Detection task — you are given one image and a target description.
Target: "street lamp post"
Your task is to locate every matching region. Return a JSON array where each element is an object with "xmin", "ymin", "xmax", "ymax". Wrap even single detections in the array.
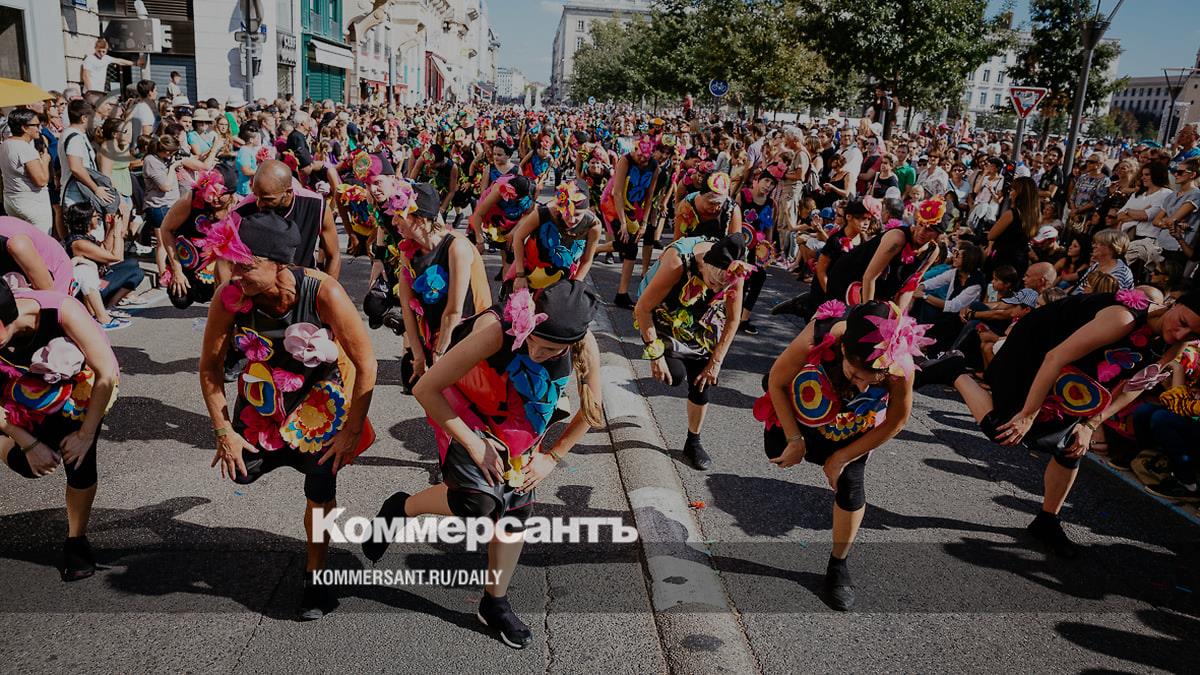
[
  {"xmin": 1062, "ymin": 0, "xmax": 1124, "ymax": 178},
  {"xmin": 1161, "ymin": 67, "xmax": 1198, "ymax": 145}
]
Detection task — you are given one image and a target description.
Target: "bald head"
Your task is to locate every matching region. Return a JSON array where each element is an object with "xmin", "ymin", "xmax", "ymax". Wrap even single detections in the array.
[
  {"xmin": 1024, "ymin": 262, "xmax": 1057, "ymax": 292},
  {"xmin": 254, "ymin": 160, "xmax": 293, "ymax": 193}
]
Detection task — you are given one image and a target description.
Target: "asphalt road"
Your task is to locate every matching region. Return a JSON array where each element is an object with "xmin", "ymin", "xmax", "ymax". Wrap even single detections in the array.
[{"xmin": 1, "ymin": 227, "xmax": 1198, "ymax": 674}]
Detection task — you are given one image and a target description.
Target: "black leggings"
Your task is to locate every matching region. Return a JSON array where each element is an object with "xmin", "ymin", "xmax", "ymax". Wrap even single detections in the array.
[
  {"xmin": 763, "ymin": 425, "xmax": 868, "ymax": 511},
  {"xmin": 663, "ymin": 354, "xmax": 711, "ymax": 406},
  {"xmin": 234, "ymin": 445, "xmax": 337, "ymax": 503},
  {"xmin": 4, "ymin": 417, "xmax": 99, "ymax": 489},
  {"xmin": 743, "ymin": 266, "xmax": 767, "ymax": 314}
]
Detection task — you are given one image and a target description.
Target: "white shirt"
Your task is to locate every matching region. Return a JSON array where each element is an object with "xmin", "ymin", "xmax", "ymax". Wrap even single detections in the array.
[
  {"xmin": 922, "ymin": 268, "xmax": 982, "ymax": 313},
  {"xmin": 130, "ymin": 100, "xmax": 157, "ymax": 139},
  {"xmin": 1120, "ymin": 187, "xmax": 1172, "ymax": 240},
  {"xmin": 81, "ymin": 53, "xmax": 114, "ymax": 92},
  {"xmin": 0, "ymin": 138, "xmax": 45, "ymax": 202},
  {"xmin": 839, "ymin": 145, "xmax": 863, "ymax": 195}
]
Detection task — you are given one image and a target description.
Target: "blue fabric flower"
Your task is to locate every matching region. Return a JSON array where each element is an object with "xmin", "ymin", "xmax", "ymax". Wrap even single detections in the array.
[
  {"xmin": 540, "ymin": 222, "xmax": 586, "ymax": 272},
  {"xmin": 412, "ymin": 264, "xmax": 448, "ymax": 305},
  {"xmin": 506, "ymin": 354, "xmax": 569, "ymax": 435}
]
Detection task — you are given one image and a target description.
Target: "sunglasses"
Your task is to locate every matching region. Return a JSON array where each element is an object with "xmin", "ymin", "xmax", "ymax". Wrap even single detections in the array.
[{"xmin": 1172, "ymin": 168, "xmax": 1194, "ymax": 175}]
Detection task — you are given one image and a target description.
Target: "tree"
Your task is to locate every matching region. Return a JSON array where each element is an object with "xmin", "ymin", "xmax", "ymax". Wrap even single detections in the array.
[
  {"xmin": 1005, "ymin": 0, "xmax": 1124, "ymax": 143},
  {"xmin": 569, "ymin": 19, "xmax": 645, "ymax": 104},
  {"xmin": 1087, "ymin": 113, "xmax": 1121, "ymax": 140},
  {"xmin": 976, "ymin": 108, "xmax": 1018, "ymax": 131},
  {"xmin": 794, "ymin": 0, "xmax": 1011, "ymax": 121}
]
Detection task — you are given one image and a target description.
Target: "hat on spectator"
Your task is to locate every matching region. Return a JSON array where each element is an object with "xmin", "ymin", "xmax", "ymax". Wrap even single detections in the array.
[
  {"xmin": 844, "ymin": 200, "xmax": 870, "ymax": 217},
  {"xmin": 1033, "ymin": 225, "xmax": 1058, "ymax": 244},
  {"xmin": 1002, "ymin": 288, "xmax": 1040, "ymax": 308},
  {"xmin": 192, "ymin": 109, "xmax": 213, "ymax": 123},
  {"xmin": 819, "ymin": 207, "xmax": 835, "ymax": 220},
  {"xmin": 225, "ymin": 96, "xmax": 247, "ymax": 109}
]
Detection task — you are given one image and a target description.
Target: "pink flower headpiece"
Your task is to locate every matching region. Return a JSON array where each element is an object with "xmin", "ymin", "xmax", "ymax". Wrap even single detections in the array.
[
  {"xmin": 862, "ymin": 303, "xmax": 935, "ymax": 379},
  {"xmin": 637, "ymin": 135, "xmax": 656, "ymax": 157},
  {"xmin": 765, "ymin": 162, "xmax": 787, "ymax": 182},
  {"xmin": 813, "ymin": 300, "xmax": 847, "ymax": 321},
  {"xmin": 191, "ymin": 170, "xmax": 229, "ymax": 209},
  {"xmin": 503, "ymin": 288, "xmax": 548, "ymax": 350},
  {"xmin": 384, "ymin": 180, "xmax": 418, "ymax": 219},
  {"xmin": 202, "ymin": 212, "xmax": 254, "ymax": 264}
]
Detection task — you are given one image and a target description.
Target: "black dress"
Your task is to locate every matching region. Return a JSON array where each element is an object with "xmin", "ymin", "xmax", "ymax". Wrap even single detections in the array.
[{"xmin": 986, "ymin": 207, "xmax": 1031, "ymax": 275}]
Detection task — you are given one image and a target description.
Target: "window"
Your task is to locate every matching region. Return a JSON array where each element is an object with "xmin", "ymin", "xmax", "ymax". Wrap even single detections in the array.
[
  {"xmin": 994, "ymin": 93, "xmax": 1001, "ymax": 107},
  {"xmin": 576, "ymin": 36, "xmax": 583, "ymax": 48},
  {"xmin": 979, "ymin": 92, "xmax": 987, "ymax": 105},
  {"xmin": 967, "ymin": 70, "xmax": 974, "ymax": 81},
  {"xmin": 577, "ymin": 19, "xmax": 584, "ymax": 31},
  {"xmin": 997, "ymin": 71, "xmax": 1005, "ymax": 84},
  {"xmin": 1002, "ymin": 53, "xmax": 1008, "ymax": 64},
  {"xmin": 0, "ymin": 7, "xmax": 28, "ymax": 82},
  {"xmin": 982, "ymin": 69, "xmax": 990, "ymax": 82}
]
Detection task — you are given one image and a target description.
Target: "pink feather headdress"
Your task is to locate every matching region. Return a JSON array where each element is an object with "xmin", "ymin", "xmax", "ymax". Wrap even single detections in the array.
[{"xmin": 861, "ymin": 303, "xmax": 935, "ymax": 379}]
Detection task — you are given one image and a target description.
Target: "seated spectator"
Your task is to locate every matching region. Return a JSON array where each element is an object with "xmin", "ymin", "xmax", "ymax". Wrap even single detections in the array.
[
  {"xmin": 63, "ymin": 202, "xmax": 145, "ymax": 313},
  {"xmin": 1030, "ymin": 225, "xmax": 1066, "ymax": 266},
  {"xmin": 1117, "ymin": 162, "xmax": 1172, "ymax": 242},
  {"xmin": 1070, "ymin": 228, "xmax": 1134, "ymax": 293},
  {"xmin": 1055, "ymin": 235, "xmax": 1092, "ymax": 288}
]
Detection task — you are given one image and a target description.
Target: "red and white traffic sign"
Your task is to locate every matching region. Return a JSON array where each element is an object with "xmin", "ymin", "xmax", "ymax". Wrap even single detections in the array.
[{"xmin": 1009, "ymin": 86, "xmax": 1049, "ymax": 120}]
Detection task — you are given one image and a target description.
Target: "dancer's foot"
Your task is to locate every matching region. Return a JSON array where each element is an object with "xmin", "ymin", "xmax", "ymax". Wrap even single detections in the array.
[
  {"xmin": 362, "ymin": 491, "xmax": 409, "ymax": 563},
  {"xmin": 738, "ymin": 321, "xmax": 759, "ymax": 335},
  {"xmin": 1027, "ymin": 511, "xmax": 1079, "ymax": 559},
  {"xmin": 683, "ymin": 432, "xmax": 712, "ymax": 471},
  {"xmin": 770, "ymin": 293, "xmax": 810, "ymax": 317},
  {"xmin": 477, "ymin": 593, "xmax": 533, "ymax": 649},
  {"xmin": 824, "ymin": 555, "xmax": 854, "ymax": 611},
  {"xmin": 298, "ymin": 579, "xmax": 338, "ymax": 621},
  {"xmin": 613, "ymin": 293, "xmax": 635, "ymax": 309},
  {"xmin": 913, "ymin": 351, "xmax": 967, "ymax": 389},
  {"xmin": 60, "ymin": 535, "xmax": 95, "ymax": 582}
]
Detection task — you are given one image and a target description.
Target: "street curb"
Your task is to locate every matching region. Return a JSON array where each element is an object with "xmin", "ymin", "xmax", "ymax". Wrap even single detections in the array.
[{"xmin": 591, "ymin": 299, "xmax": 760, "ymax": 675}]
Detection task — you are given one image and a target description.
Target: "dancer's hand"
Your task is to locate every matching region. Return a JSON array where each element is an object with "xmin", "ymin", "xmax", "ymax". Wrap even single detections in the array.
[
  {"xmin": 823, "ymin": 457, "xmax": 846, "ymax": 490},
  {"xmin": 694, "ymin": 361, "xmax": 720, "ymax": 392},
  {"xmin": 60, "ymin": 429, "xmax": 95, "ymax": 470},
  {"xmin": 411, "ymin": 357, "xmax": 427, "ymax": 383},
  {"xmin": 319, "ymin": 426, "xmax": 362, "ymax": 474},
  {"xmin": 770, "ymin": 438, "xmax": 807, "ymax": 468},
  {"xmin": 650, "ymin": 356, "xmax": 671, "ymax": 384},
  {"xmin": 997, "ymin": 412, "xmax": 1035, "ymax": 446},
  {"xmin": 211, "ymin": 431, "xmax": 258, "ymax": 480},
  {"xmin": 1064, "ymin": 423, "xmax": 1093, "ymax": 459},
  {"xmin": 519, "ymin": 452, "xmax": 557, "ymax": 493},
  {"xmin": 25, "ymin": 443, "xmax": 61, "ymax": 477},
  {"xmin": 513, "ymin": 275, "xmax": 528, "ymax": 291},
  {"xmin": 169, "ymin": 267, "xmax": 190, "ymax": 297},
  {"xmin": 468, "ymin": 435, "xmax": 506, "ymax": 486}
]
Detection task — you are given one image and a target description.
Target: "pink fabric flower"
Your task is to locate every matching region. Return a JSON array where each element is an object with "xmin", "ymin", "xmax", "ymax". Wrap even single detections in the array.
[
  {"xmin": 159, "ymin": 267, "xmax": 174, "ymax": 287},
  {"xmin": 239, "ymin": 406, "xmax": 284, "ymax": 451},
  {"xmin": 219, "ymin": 283, "xmax": 252, "ymax": 314},
  {"xmin": 283, "ymin": 322, "xmax": 339, "ymax": 368},
  {"xmin": 884, "ymin": 218, "xmax": 905, "ymax": 231},
  {"xmin": 30, "ymin": 338, "xmax": 85, "ymax": 384},
  {"xmin": 752, "ymin": 393, "xmax": 780, "ymax": 430},
  {"xmin": 503, "ymin": 288, "xmax": 548, "ymax": 350},
  {"xmin": 191, "ymin": 170, "xmax": 228, "ymax": 209},
  {"xmin": 3, "ymin": 272, "xmax": 28, "ymax": 290},
  {"xmin": 863, "ymin": 306, "xmax": 936, "ymax": 379},
  {"xmin": 203, "ymin": 212, "xmax": 253, "ymax": 264},
  {"xmin": 3, "ymin": 402, "xmax": 35, "ymax": 430},
  {"xmin": 386, "ymin": 181, "xmax": 417, "ymax": 217},
  {"xmin": 1096, "ymin": 362, "xmax": 1122, "ymax": 383},
  {"xmin": 1116, "ymin": 288, "xmax": 1149, "ymax": 311},
  {"xmin": 497, "ymin": 179, "xmax": 516, "ymax": 202},
  {"xmin": 272, "ymin": 368, "xmax": 305, "ymax": 393},
  {"xmin": 255, "ymin": 146, "xmax": 273, "ymax": 163},
  {"xmin": 814, "ymin": 300, "xmax": 847, "ymax": 321},
  {"xmin": 315, "ymin": 181, "xmax": 331, "ymax": 196}
]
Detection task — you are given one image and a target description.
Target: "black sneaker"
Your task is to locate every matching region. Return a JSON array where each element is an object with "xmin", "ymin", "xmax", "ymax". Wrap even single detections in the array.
[
  {"xmin": 60, "ymin": 535, "xmax": 96, "ymax": 582},
  {"xmin": 824, "ymin": 558, "xmax": 855, "ymax": 611},
  {"xmin": 770, "ymin": 293, "xmax": 811, "ymax": 317},
  {"xmin": 683, "ymin": 435, "xmax": 712, "ymax": 471},
  {"xmin": 1027, "ymin": 512, "xmax": 1079, "ymax": 559},
  {"xmin": 362, "ymin": 491, "xmax": 409, "ymax": 563},
  {"xmin": 299, "ymin": 579, "xmax": 338, "ymax": 621},
  {"xmin": 613, "ymin": 293, "xmax": 635, "ymax": 309},
  {"xmin": 382, "ymin": 307, "xmax": 406, "ymax": 336},
  {"xmin": 1145, "ymin": 476, "xmax": 1200, "ymax": 503},
  {"xmin": 477, "ymin": 593, "xmax": 533, "ymax": 649},
  {"xmin": 224, "ymin": 354, "xmax": 247, "ymax": 384},
  {"xmin": 602, "ymin": 253, "xmax": 615, "ymax": 264},
  {"xmin": 739, "ymin": 321, "xmax": 759, "ymax": 335},
  {"xmin": 914, "ymin": 351, "xmax": 968, "ymax": 389}
]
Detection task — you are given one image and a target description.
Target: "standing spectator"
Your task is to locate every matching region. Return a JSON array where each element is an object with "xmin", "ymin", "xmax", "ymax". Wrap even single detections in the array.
[
  {"xmin": 141, "ymin": 134, "xmax": 182, "ymax": 233},
  {"xmin": 1117, "ymin": 162, "xmax": 1173, "ymax": 242},
  {"xmin": 0, "ymin": 109, "xmax": 53, "ymax": 233},
  {"xmin": 234, "ymin": 126, "xmax": 261, "ymax": 196},
  {"xmin": 288, "ymin": 112, "xmax": 329, "ymax": 182},
  {"xmin": 166, "ymin": 71, "xmax": 188, "ymax": 106},
  {"xmin": 129, "ymin": 78, "xmax": 159, "ymax": 140},
  {"xmin": 1169, "ymin": 124, "xmax": 1199, "ymax": 179},
  {"xmin": 79, "ymin": 39, "xmax": 134, "ymax": 95},
  {"xmin": 58, "ymin": 99, "xmax": 115, "ymax": 211},
  {"xmin": 1038, "ymin": 145, "xmax": 1066, "ymax": 211},
  {"xmin": 1152, "ymin": 157, "xmax": 1200, "ymax": 265},
  {"xmin": 1067, "ymin": 153, "xmax": 1110, "ymax": 233}
]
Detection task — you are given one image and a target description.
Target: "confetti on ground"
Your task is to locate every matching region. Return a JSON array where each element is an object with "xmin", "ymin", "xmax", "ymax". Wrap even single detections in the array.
[
  {"xmin": 689, "ymin": 500, "xmax": 705, "ymax": 509},
  {"xmin": 234, "ymin": 490, "xmax": 245, "ymax": 496},
  {"xmin": 1177, "ymin": 586, "xmax": 1193, "ymax": 593}
]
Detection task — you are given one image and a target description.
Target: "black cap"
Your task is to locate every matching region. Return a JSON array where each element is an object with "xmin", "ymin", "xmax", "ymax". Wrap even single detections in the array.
[
  {"xmin": 844, "ymin": 199, "xmax": 869, "ymax": 217},
  {"xmin": 411, "ymin": 182, "xmax": 442, "ymax": 220},
  {"xmin": 572, "ymin": 178, "xmax": 591, "ymax": 210},
  {"xmin": 702, "ymin": 232, "xmax": 749, "ymax": 269},
  {"xmin": 239, "ymin": 211, "xmax": 301, "ymax": 264},
  {"xmin": 0, "ymin": 281, "xmax": 16, "ymax": 326},
  {"xmin": 1178, "ymin": 290, "xmax": 1200, "ymax": 317},
  {"xmin": 530, "ymin": 279, "xmax": 598, "ymax": 344}
]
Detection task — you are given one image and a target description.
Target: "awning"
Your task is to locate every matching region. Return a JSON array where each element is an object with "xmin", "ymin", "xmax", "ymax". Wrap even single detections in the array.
[{"xmin": 311, "ymin": 40, "xmax": 353, "ymax": 70}]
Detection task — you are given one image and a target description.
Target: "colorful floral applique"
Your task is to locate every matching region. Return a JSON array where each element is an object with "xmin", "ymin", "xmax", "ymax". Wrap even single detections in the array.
[
  {"xmin": 1097, "ymin": 348, "xmax": 1143, "ymax": 383},
  {"xmin": 234, "ymin": 327, "xmax": 274, "ymax": 362},
  {"xmin": 412, "ymin": 264, "xmax": 449, "ymax": 306},
  {"xmin": 505, "ymin": 354, "xmax": 569, "ymax": 436},
  {"xmin": 280, "ymin": 380, "xmax": 348, "ymax": 453},
  {"xmin": 283, "ymin": 323, "xmax": 339, "ymax": 368}
]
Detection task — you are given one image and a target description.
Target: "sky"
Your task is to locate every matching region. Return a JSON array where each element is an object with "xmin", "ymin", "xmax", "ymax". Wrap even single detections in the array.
[{"xmin": 489, "ymin": 0, "xmax": 1200, "ymax": 85}]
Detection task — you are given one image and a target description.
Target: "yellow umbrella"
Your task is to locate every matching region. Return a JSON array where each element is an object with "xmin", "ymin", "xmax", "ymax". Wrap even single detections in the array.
[{"xmin": 0, "ymin": 78, "xmax": 54, "ymax": 108}]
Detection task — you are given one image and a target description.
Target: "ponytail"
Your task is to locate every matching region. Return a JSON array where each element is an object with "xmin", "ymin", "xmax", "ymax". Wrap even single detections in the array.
[{"xmin": 570, "ymin": 335, "xmax": 603, "ymax": 429}]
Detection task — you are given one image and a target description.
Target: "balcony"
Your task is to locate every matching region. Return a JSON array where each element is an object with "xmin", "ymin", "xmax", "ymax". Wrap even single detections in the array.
[{"xmin": 306, "ymin": 10, "xmax": 345, "ymax": 43}]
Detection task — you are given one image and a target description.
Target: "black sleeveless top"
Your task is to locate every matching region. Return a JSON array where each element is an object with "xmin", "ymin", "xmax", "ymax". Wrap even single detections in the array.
[
  {"xmin": 235, "ymin": 194, "xmax": 324, "ymax": 269},
  {"xmin": 825, "ymin": 226, "xmax": 933, "ymax": 304},
  {"xmin": 406, "ymin": 235, "xmax": 475, "ymax": 352},
  {"xmin": 680, "ymin": 192, "xmax": 735, "ymax": 240}
]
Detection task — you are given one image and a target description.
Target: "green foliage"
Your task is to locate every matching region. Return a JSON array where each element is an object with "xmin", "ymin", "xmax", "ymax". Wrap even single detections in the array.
[
  {"xmin": 793, "ymin": 0, "xmax": 1012, "ymax": 112},
  {"xmin": 1087, "ymin": 113, "xmax": 1121, "ymax": 140},
  {"xmin": 1005, "ymin": 0, "xmax": 1124, "ymax": 136},
  {"xmin": 976, "ymin": 108, "xmax": 1018, "ymax": 131}
]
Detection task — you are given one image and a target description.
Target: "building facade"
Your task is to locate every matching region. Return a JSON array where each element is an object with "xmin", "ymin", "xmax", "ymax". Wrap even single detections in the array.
[
  {"xmin": 1, "ymin": 0, "xmax": 68, "ymax": 90},
  {"xmin": 1110, "ymin": 47, "xmax": 1200, "ymax": 142},
  {"xmin": 496, "ymin": 66, "xmax": 525, "ymax": 101},
  {"xmin": 549, "ymin": 0, "xmax": 650, "ymax": 103}
]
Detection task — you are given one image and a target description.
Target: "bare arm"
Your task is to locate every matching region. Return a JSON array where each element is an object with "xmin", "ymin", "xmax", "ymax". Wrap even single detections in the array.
[
  {"xmin": 7, "ymin": 236, "xmax": 55, "ymax": 290},
  {"xmin": 318, "ymin": 203, "xmax": 341, "ymax": 279},
  {"xmin": 508, "ymin": 208, "xmax": 542, "ymax": 278},
  {"xmin": 861, "ymin": 229, "xmax": 906, "ymax": 302},
  {"xmin": 59, "ymin": 298, "xmax": 119, "ymax": 441},
  {"xmin": 433, "ymin": 237, "xmax": 474, "ymax": 358}
]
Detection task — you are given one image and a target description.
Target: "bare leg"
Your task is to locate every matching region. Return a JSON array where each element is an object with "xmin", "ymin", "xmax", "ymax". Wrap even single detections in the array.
[
  {"xmin": 617, "ymin": 259, "xmax": 636, "ymax": 295},
  {"xmin": 66, "ymin": 484, "xmax": 97, "ymax": 538},
  {"xmin": 831, "ymin": 504, "xmax": 865, "ymax": 559},
  {"xmin": 404, "ymin": 483, "xmax": 454, "ymax": 517},
  {"xmin": 105, "ymin": 287, "xmax": 133, "ymax": 308},
  {"xmin": 304, "ymin": 498, "xmax": 334, "ymax": 571},
  {"xmin": 953, "ymin": 373, "xmax": 994, "ymax": 422},
  {"xmin": 1042, "ymin": 463, "xmax": 1079, "ymax": 515},
  {"xmin": 82, "ymin": 290, "xmax": 113, "ymax": 323},
  {"xmin": 686, "ymin": 400, "xmax": 707, "ymax": 435},
  {"xmin": 485, "ymin": 532, "xmax": 525, "ymax": 598}
]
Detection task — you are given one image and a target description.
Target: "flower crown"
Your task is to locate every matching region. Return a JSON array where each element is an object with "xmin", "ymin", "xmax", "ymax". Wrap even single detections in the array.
[
  {"xmin": 202, "ymin": 212, "xmax": 253, "ymax": 264},
  {"xmin": 915, "ymin": 198, "xmax": 947, "ymax": 227},
  {"xmin": 861, "ymin": 303, "xmax": 935, "ymax": 379},
  {"xmin": 191, "ymin": 170, "xmax": 229, "ymax": 209},
  {"xmin": 384, "ymin": 180, "xmax": 418, "ymax": 221},
  {"xmin": 555, "ymin": 182, "xmax": 586, "ymax": 225}
]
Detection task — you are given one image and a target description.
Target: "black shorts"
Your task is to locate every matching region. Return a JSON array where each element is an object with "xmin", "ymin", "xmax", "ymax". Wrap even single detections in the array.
[
  {"xmin": 4, "ymin": 415, "xmax": 100, "ymax": 489},
  {"xmin": 609, "ymin": 224, "xmax": 640, "ymax": 261},
  {"xmin": 234, "ymin": 444, "xmax": 337, "ymax": 503},
  {"xmin": 440, "ymin": 439, "xmax": 535, "ymax": 523},
  {"xmin": 980, "ymin": 412, "xmax": 1081, "ymax": 469}
]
